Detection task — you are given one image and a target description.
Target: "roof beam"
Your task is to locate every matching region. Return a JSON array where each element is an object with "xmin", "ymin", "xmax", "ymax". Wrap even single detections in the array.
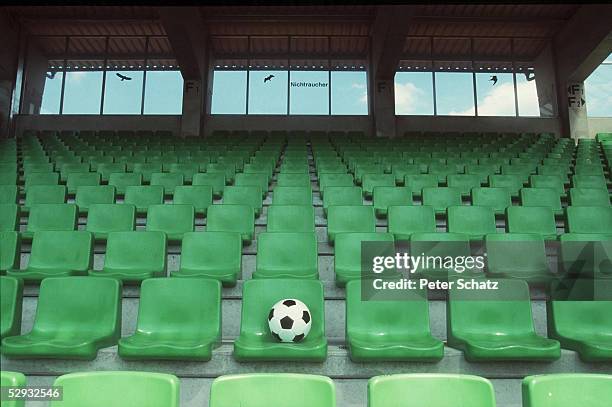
[{"xmin": 371, "ymin": 5, "xmax": 417, "ymax": 80}]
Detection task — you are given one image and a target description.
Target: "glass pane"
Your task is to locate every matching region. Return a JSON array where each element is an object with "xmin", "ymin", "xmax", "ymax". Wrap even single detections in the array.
[
  {"xmin": 211, "ymin": 70, "xmax": 247, "ymax": 114},
  {"xmin": 40, "ymin": 71, "xmax": 62, "ymax": 114},
  {"xmin": 248, "ymin": 70, "xmax": 288, "ymax": 115},
  {"xmin": 331, "ymin": 71, "xmax": 368, "ymax": 115},
  {"xmin": 435, "ymin": 72, "xmax": 475, "ymax": 116},
  {"xmin": 516, "ymin": 71, "xmax": 540, "ymax": 117},
  {"xmin": 585, "ymin": 63, "xmax": 612, "ymax": 117},
  {"xmin": 604, "ymin": 53, "xmax": 612, "ymax": 64},
  {"xmin": 394, "ymin": 72, "xmax": 434, "ymax": 115},
  {"xmin": 144, "ymin": 70, "xmax": 184, "ymax": 115},
  {"xmin": 475, "ymin": 72, "xmax": 516, "ymax": 116},
  {"xmin": 62, "ymin": 71, "xmax": 103, "ymax": 114},
  {"xmin": 289, "ymin": 71, "xmax": 329, "ymax": 115},
  {"xmin": 103, "ymin": 70, "xmax": 144, "ymax": 115}
]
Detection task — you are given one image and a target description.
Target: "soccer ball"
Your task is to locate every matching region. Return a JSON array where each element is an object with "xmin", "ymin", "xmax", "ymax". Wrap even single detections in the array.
[{"xmin": 267, "ymin": 299, "xmax": 312, "ymax": 343}]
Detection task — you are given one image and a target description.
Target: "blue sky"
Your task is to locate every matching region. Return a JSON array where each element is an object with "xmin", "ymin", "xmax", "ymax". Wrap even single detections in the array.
[{"xmin": 585, "ymin": 53, "xmax": 612, "ymax": 117}]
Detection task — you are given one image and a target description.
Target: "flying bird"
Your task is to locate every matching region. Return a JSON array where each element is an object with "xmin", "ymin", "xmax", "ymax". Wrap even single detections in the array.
[
  {"xmin": 263, "ymin": 74, "xmax": 275, "ymax": 83},
  {"xmin": 525, "ymin": 71, "xmax": 536, "ymax": 82},
  {"xmin": 116, "ymin": 73, "xmax": 132, "ymax": 81},
  {"xmin": 490, "ymin": 75, "xmax": 498, "ymax": 85},
  {"xmin": 45, "ymin": 71, "xmax": 57, "ymax": 80}
]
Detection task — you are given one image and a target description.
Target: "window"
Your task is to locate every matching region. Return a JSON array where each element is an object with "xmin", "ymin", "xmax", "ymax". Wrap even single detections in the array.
[
  {"xmin": 435, "ymin": 72, "xmax": 475, "ymax": 116},
  {"xmin": 394, "ymin": 72, "xmax": 434, "ymax": 115},
  {"xmin": 211, "ymin": 70, "xmax": 247, "ymax": 114},
  {"xmin": 40, "ymin": 71, "xmax": 62, "ymax": 114},
  {"xmin": 62, "ymin": 71, "xmax": 103, "ymax": 114},
  {"xmin": 103, "ymin": 70, "xmax": 144, "ymax": 115},
  {"xmin": 248, "ymin": 70, "xmax": 288, "ymax": 114},
  {"xmin": 144, "ymin": 70, "xmax": 184, "ymax": 115},
  {"xmin": 585, "ymin": 56, "xmax": 612, "ymax": 117},
  {"xmin": 331, "ymin": 71, "xmax": 368, "ymax": 115},
  {"xmin": 516, "ymin": 70, "xmax": 540, "ymax": 117},
  {"xmin": 289, "ymin": 71, "xmax": 329, "ymax": 115},
  {"xmin": 475, "ymin": 72, "xmax": 516, "ymax": 116}
]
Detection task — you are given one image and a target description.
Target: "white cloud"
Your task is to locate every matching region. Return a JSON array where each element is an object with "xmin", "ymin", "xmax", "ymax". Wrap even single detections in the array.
[
  {"xmin": 66, "ymin": 71, "xmax": 87, "ymax": 83},
  {"xmin": 394, "ymin": 82, "xmax": 427, "ymax": 114},
  {"xmin": 585, "ymin": 67, "xmax": 612, "ymax": 117},
  {"xmin": 351, "ymin": 82, "xmax": 366, "ymax": 89},
  {"xmin": 449, "ymin": 81, "xmax": 540, "ymax": 116},
  {"xmin": 358, "ymin": 90, "xmax": 368, "ymax": 105}
]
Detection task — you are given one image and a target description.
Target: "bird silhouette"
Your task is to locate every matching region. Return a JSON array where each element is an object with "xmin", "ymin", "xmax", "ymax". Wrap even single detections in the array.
[
  {"xmin": 525, "ymin": 72, "xmax": 536, "ymax": 82},
  {"xmin": 116, "ymin": 73, "xmax": 132, "ymax": 81},
  {"xmin": 490, "ymin": 75, "xmax": 498, "ymax": 85},
  {"xmin": 263, "ymin": 74, "xmax": 275, "ymax": 83}
]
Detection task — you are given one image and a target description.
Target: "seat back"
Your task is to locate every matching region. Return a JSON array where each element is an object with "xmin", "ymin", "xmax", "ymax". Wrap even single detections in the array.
[
  {"xmin": 25, "ymin": 185, "xmax": 66, "ymax": 208},
  {"xmin": 124, "ymin": 186, "xmax": 164, "ymax": 213},
  {"xmin": 0, "ymin": 203, "xmax": 19, "ymax": 232},
  {"xmin": 28, "ymin": 231, "xmax": 93, "ymax": 272},
  {"xmin": 388, "ymin": 206, "xmax": 436, "ymax": 240},
  {"xmin": 1, "ymin": 276, "xmax": 23, "ymax": 339},
  {"xmin": 567, "ymin": 206, "xmax": 612, "ymax": 233},
  {"xmin": 507, "ymin": 206, "xmax": 557, "ymax": 238},
  {"xmin": 0, "ymin": 231, "xmax": 20, "ymax": 271},
  {"xmin": 206, "ymin": 204, "xmax": 254, "ymax": 242},
  {"xmin": 26, "ymin": 203, "xmax": 78, "ymax": 233},
  {"xmin": 86, "ymin": 204, "xmax": 135, "ymax": 236},
  {"xmin": 447, "ymin": 206, "xmax": 497, "ymax": 239},
  {"xmin": 272, "ymin": 186, "xmax": 313, "ymax": 205},
  {"xmin": 256, "ymin": 232, "xmax": 318, "ymax": 278},
  {"xmin": 267, "ymin": 205, "xmax": 315, "ymax": 232},
  {"xmin": 145, "ymin": 204, "xmax": 195, "ymax": 237},
  {"xmin": 75, "ymin": 186, "xmax": 115, "ymax": 211},
  {"xmin": 522, "ymin": 374, "xmax": 612, "ymax": 407},
  {"xmin": 104, "ymin": 231, "xmax": 167, "ymax": 274},
  {"xmin": 173, "ymin": 186, "xmax": 213, "ymax": 214}
]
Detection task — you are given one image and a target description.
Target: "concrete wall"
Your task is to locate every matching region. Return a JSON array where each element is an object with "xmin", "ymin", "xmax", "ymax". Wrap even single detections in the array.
[
  {"xmin": 20, "ymin": 40, "xmax": 48, "ymax": 115},
  {"xmin": 588, "ymin": 117, "xmax": 612, "ymax": 138},
  {"xmin": 0, "ymin": 11, "xmax": 20, "ymax": 137}
]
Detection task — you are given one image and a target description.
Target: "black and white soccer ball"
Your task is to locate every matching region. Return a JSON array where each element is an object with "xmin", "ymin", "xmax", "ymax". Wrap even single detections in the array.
[{"xmin": 267, "ymin": 299, "xmax": 312, "ymax": 343}]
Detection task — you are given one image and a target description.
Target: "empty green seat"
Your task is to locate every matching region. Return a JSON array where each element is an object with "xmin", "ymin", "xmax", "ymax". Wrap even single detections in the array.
[
  {"xmin": 25, "ymin": 172, "xmax": 59, "ymax": 188},
  {"xmin": 0, "ymin": 185, "xmax": 18, "ymax": 204},
  {"xmin": 448, "ymin": 278, "xmax": 560, "ymax": 361},
  {"xmin": 119, "ymin": 278, "xmax": 221, "ymax": 361},
  {"xmin": 521, "ymin": 187, "xmax": 563, "ymax": 215},
  {"xmin": 96, "ymin": 163, "xmax": 127, "ymax": 182},
  {"xmin": 206, "ymin": 163, "xmax": 235, "ymax": 184},
  {"xmin": 255, "ymin": 232, "xmax": 318, "ymax": 279},
  {"xmin": 335, "ymin": 233, "xmax": 394, "ymax": 286},
  {"xmin": 387, "ymin": 206, "xmax": 436, "ymax": 240},
  {"xmin": 272, "ymin": 186, "xmax": 312, "ymax": 205},
  {"xmin": 172, "ymin": 231, "xmax": 242, "ymax": 286},
  {"xmin": 207, "ymin": 204, "xmax": 254, "ymax": 243},
  {"xmin": 0, "ymin": 371, "xmax": 26, "ymax": 407},
  {"xmin": 24, "ymin": 185, "xmax": 66, "ymax": 210},
  {"xmin": 24, "ymin": 203, "xmax": 77, "ymax": 239},
  {"xmin": 410, "ymin": 232, "xmax": 473, "ymax": 280},
  {"xmin": 372, "ymin": 186, "xmax": 412, "ymax": 218},
  {"xmin": 146, "ymin": 204, "xmax": 194, "ymax": 242},
  {"xmin": 150, "ymin": 172, "xmax": 183, "ymax": 195},
  {"xmin": 548, "ymin": 280, "xmax": 612, "ymax": 362},
  {"xmin": 86, "ymin": 204, "xmax": 135, "ymax": 240},
  {"xmin": 1, "ymin": 276, "xmax": 23, "ymax": 340},
  {"xmin": 124, "ymin": 185, "xmax": 164, "ymax": 214},
  {"xmin": 572, "ymin": 174, "xmax": 608, "ymax": 189},
  {"xmin": 485, "ymin": 233, "xmax": 550, "ymax": 282},
  {"xmin": 362, "ymin": 173, "xmax": 395, "ymax": 197},
  {"xmin": 404, "ymin": 174, "xmax": 438, "ymax": 197},
  {"xmin": 530, "ymin": 175, "xmax": 565, "ymax": 195},
  {"xmin": 75, "ymin": 185, "xmax": 115, "ymax": 213},
  {"xmin": 277, "ymin": 173, "xmax": 311, "ymax": 187},
  {"xmin": 327, "ymin": 205, "xmax": 375, "ymax": 243},
  {"xmin": 392, "ymin": 164, "xmax": 422, "ymax": 184},
  {"xmin": 173, "ymin": 185, "xmax": 213, "ymax": 216},
  {"xmin": 447, "ymin": 174, "xmax": 481, "ymax": 197},
  {"xmin": 233, "ymin": 279, "xmax": 327, "ymax": 361},
  {"xmin": 471, "ymin": 187, "xmax": 511, "ymax": 216},
  {"xmin": 1, "ymin": 276, "xmax": 120, "ymax": 360},
  {"xmin": 507, "ymin": 206, "xmax": 557, "ymax": 239},
  {"xmin": 567, "ymin": 206, "xmax": 612, "ymax": 234},
  {"xmin": 109, "ymin": 172, "xmax": 142, "ymax": 195},
  {"xmin": 235, "ymin": 172, "xmax": 269, "ymax": 198},
  {"xmin": 422, "ymin": 187, "xmax": 462, "ymax": 214},
  {"xmin": 319, "ymin": 173, "xmax": 353, "ymax": 196},
  {"xmin": 132, "ymin": 163, "xmax": 162, "ymax": 183},
  {"xmin": 559, "ymin": 233, "xmax": 612, "ymax": 279},
  {"xmin": 50, "ymin": 371, "xmax": 179, "ymax": 407},
  {"xmin": 223, "ymin": 186, "xmax": 263, "ymax": 217},
  {"xmin": 60, "ymin": 163, "xmax": 90, "ymax": 182},
  {"xmin": 368, "ymin": 374, "xmax": 495, "ymax": 407},
  {"xmin": 0, "ymin": 203, "xmax": 18, "ymax": 232},
  {"xmin": 0, "ymin": 170, "xmax": 17, "ymax": 186},
  {"xmin": 193, "ymin": 172, "xmax": 226, "ymax": 198},
  {"xmin": 89, "ymin": 231, "xmax": 167, "ymax": 283},
  {"xmin": 489, "ymin": 174, "xmax": 524, "ymax": 197},
  {"xmin": 267, "ymin": 205, "xmax": 315, "ymax": 233},
  {"xmin": 167, "ymin": 163, "xmax": 199, "ymax": 183},
  {"xmin": 569, "ymin": 188, "xmax": 610, "ymax": 206},
  {"xmin": 322, "ymin": 186, "xmax": 362, "ymax": 215},
  {"xmin": 210, "ymin": 374, "xmax": 335, "ymax": 407},
  {"xmin": 447, "ymin": 205, "xmax": 496, "ymax": 240},
  {"xmin": 0, "ymin": 231, "xmax": 20, "ymax": 273},
  {"xmin": 522, "ymin": 374, "xmax": 612, "ymax": 407},
  {"xmin": 66, "ymin": 172, "xmax": 100, "ymax": 195}
]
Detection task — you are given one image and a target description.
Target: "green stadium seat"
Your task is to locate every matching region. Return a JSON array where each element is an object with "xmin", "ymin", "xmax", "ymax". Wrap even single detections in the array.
[
  {"xmin": 50, "ymin": 371, "xmax": 180, "ymax": 407},
  {"xmin": 23, "ymin": 203, "xmax": 78, "ymax": 239},
  {"xmin": 119, "ymin": 278, "xmax": 221, "ymax": 361},
  {"xmin": 466, "ymin": 164, "xmax": 499, "ymax": 183},
  {"xmin": 233, "ymin": 279, "xmax": 327, "ymax": 361},
  {"xmin": 124, "ymin": 185, "xmax": 164, "ymax": 215},
  {"xmin": 355, "ymin": 164, "xmax": 384, "ymax": 185},
  {"xmin": 569, "ymin": 188, "xmax": 610, "ymax": 207},
  {"xmin": 507, "ymin": 206, "xmax": 558, "ymax": 239},
  {"xmin": 150, "ymin": 172, "xmax": 184, "ymax": 195},
  {"xmin": 172, "ymin": 231, "xmax": 242, "ymax": 286},
  {"xmin": 428, "ymin": 163, "xmax": 457, "ymax": 183},
  {"xmin": 327, "ymin": 205, "xmax": 375, "ymax": 243},
  {"xmin": 255, "ymin": 232, "xmax": 318, "ymax": 279},
  {"xmin": 0, "ymin": 170, "xmax": 17, "ymax": 185},
  {"xmin": 559, "ymin": 233, "xmax": 612, "ymax": 279},
  {"xmin": 193, "ymin": 172, "xmax": 226, "ymax": 198},
  {"xmin": 235, "ymin": 172, "xmax": 269, "ymax": 198},
  {"xmin": 335, "ymin": 233, "xmax": 394, "ymax": 286},
  {"xmin": 24, "ymin": 185, "xmax": 66, "ymax": 210},
  {"xmin": 86, "ymin": 204, "xmax": 135, "ymax": 240},
  {"xmin": 0, "ymin": 185, "xmax": 18, "ymax": 204},
  {"xmin": 1, "ymin": 276, "xmax": 121, "ymax": 360},
  {"xmin": 522, "ymin": 374, "xmax": 612, "ymax": 407},
  {"xmin": 167, "ymin": 163, "xmax": 199, "ymax": 183},
  {"xmin": 173, "ymin": 185, "xmax": 213, "ymax": 216},
  {"xmin": 1, "ymin": 276, "xmax": 23, "ymax": 340},
  {"xmin": 520, "ymin": 187, "xmax": 563, "ymax": 215},
  {"xmin": 392, "ymin": 164, "xmax": 422, "ymax": 184},
  {"xmin": 404, "ymin": 174, "xmax": 438, "ymax": 197},
  {"xmin": 362, "ymin": 173, "xmax": 395, "ymax": 197},
  {"xmin": 146, "ymin": 204, "xmax": 194, "ymax": 242},
  {"xmin": 319, "ymin": 173, "xmax": 354, "ymax": 196},
  {"xmin": 422, "ymin": 187, "xmax": 462, "ymax": 214},
  {"xmin": 548, "ymin": 280, "xmax": 612, "ymax": 362},
  {"xmin": 89, "ymin": 231, "xmax": 167, "ymax": 283},
  {"xmin": 447, "ymin": 278, "xmax": 561, "ymax": 361},
  {"xmin": 277, "ymin": 173, "xmax": 311, "ymax": 187},
  {"xmin": 322, "ymin": 186, "xmax": 362, "ymax": 215},
  {"xmin": 206, "ymin": 163, "xmax": 235, "ymax": 184},
  {"xmin": 132, "ymin": 163, "xmax": 162, "ymax": 183},
  {"xmin": 447, "ymin": 174, "xmax": 482, "ymax": 197},
  {"xmin": 575, "ymin": 164, "xmax": 605, "ymax": 176},
  {"xmin": 572, "ymin": 174, "xmax": 608, "ymax": 190},
  {"xmin": 410, "ymin": 233, "xmax": 474, "ymax": 280},
  {"xmin": 368, "ymin": 374, "xmax": 495, "ymax": 407},
  {"xmin": 447, "ymin": 206, "xmax": 496, "ymax": 239},
  {"xmin": 96, "ymin": 163, "xmax": 127, "ymax": 182},
  {"xmin": 0, "ymin": 203, "xmax": 18, "ymax": 232},
  {"xmin": 0, "ymin": 231, "xmax": 20, "ymax": 273},
  {"xmin": 267, "ymin": 205, "xmax": 315, "ymax": 233},
  {"xmin": 272, "ymin": 186, "xmax": 312, "ymax": 205},
  {"xmin": 75, "ymin": 185, "xmax": 115, "ymax": 213},
  {"xmin": 489, "ymin": 174, "xmax": 524, "ymax": 197},
  {"xmin": 59, "ymin": 163, "xmax": 90, "ymax": 182},
  {"xmin": 530, "ymin": 175, "xmax": 565, "ymax": 195},
  {"xmin": 0, "ymin": 370, "xmax": 26, "ymax": 407},
  {"xmin": 65, "ymin": 172, "xmax": 100, "ymax": 195},
  {"xmin": 567, "ymin": 206, "xmax": 612, "ymax": 234},
  {"xmin": 207, "ymin": 204, "xmax": 254, "ymax": 243},
  {"xmin": 485, "ymin": 233, "xmax": 550, "ymax": 282},
  {"xmin": 372, "ymin": 186, "xmax": 412, "ymax": 218},
  {"xmin": 387, "ymin": 206, "xmax": 436, "ymax": 240},
  {"xmin": 109, "ymin": 172, "xmax": 142, "ymax": 195},
  {"xmin": 210, "ymin": 374, "xmax": 335, "ymax": 407},
  {"xmin": 471, "ymin": 187, "xmax": 511, "ymax": 216},
  {"xmin": 25, "ymin": 172, "xmax": 59, "ymax": 188},
  {"xmin": 223, "ymin": 186, "xmax": 263, "ymax": 217}
]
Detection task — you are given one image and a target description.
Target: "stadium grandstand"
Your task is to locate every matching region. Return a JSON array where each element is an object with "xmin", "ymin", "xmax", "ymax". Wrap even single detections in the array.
[{"xmin": 0, "ymin": 3, "xmax": 611, "ymax": 407}]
